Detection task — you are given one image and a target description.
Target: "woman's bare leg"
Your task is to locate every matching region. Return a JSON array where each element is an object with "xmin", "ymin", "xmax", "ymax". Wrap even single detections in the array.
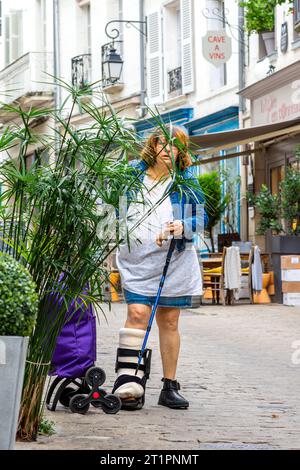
[
  {"xmin": 155, "ymin": 307, "xmax": 180, "ymax": 380},
  {"xmin": 125, "ymin": 303, "xmax": 152, "ymax": 330}
]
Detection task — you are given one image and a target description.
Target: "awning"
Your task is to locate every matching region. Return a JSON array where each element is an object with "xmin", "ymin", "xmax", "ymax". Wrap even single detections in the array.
[{"xmin": 189, "ymin": 115, "xmax": 300, "ymax": 164}]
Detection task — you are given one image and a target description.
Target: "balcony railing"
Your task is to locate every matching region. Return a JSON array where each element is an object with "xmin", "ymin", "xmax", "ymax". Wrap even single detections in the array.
[
  {"xmin": 0, "ymin": 52, "xmax": 54, "ymax": 106},
  {"xmin": 71, "ymin": 53, "xmax": 92, "ymax": 90},
  {"xmin": 101, "ymin": 41, "xmax": 123, "ymax": 88},
  {"xmin": 168, "ymin": 66, "xmax": 182, "ymax": 95}
]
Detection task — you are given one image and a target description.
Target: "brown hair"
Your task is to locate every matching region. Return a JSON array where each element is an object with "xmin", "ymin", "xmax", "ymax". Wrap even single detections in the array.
[{"xmin": 140, "ymin": 124, "xmax": 192, "ymax": 171}]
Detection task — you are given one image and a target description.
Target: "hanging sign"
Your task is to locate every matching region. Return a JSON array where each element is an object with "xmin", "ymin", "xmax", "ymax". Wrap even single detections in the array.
[{"xmin": 202, "ymin": 29, "xmax": 232, "ymax": 66}]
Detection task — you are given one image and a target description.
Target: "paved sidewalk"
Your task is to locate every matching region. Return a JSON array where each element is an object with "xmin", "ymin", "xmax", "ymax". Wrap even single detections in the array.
[{"xmin": 16, "ymin": 302, "xmax": 300, "ymax": 450}]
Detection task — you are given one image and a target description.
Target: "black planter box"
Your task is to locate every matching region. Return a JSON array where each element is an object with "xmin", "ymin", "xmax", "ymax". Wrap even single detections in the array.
[{"xmin": 266, "ymin": 233, "xmax": 300, "ymax": 303}]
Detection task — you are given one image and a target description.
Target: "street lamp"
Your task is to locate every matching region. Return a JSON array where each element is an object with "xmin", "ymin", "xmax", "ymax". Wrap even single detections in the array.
[
  {"xmin": 104, "ymin": 16, "xmax": 147, "ymax": 117},
  {"xmin": 102, "ymin": 45, "xmax": 123, "ymax": 84}
]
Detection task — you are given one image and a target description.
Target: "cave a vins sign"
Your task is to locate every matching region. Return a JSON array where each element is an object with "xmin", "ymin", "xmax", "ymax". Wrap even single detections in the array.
[{"xmin": 202, "ymin": 30, "xmax": 232, "ymax": 66}]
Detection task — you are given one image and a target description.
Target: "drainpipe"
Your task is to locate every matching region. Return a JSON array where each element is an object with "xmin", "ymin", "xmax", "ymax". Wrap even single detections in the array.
[
  {"xmin": 238, "ymin": 3, "xmax": 246, "ymax": 113},
  {"xmin": 139, "ymin": 0, "xmax": 147, "ymax": 118},
  {"xmin": 53, "ymin": 0, "xmax": 61, "ymax": 151},
  {"xmin": 238, "ymin": 3, "xmax": 248, "ymax": 240}
]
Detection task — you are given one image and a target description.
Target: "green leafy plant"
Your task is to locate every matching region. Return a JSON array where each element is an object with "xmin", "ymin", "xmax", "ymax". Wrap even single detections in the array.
[
  {"xmin": 38, "ymin": 417, "xmax": 56, "ymax": 436},
  {"xmin": 247, "ymin": 184, "xmax": 283, "ymax": 235},
  {"xmin": 280, "ymin": 153, "xmax": 300, "ymax": 235},
  {"xmin": 198, "ymin": 171, "xmax": 228, "ymax": 252},
  {"xmin": 247, "ymin": 151, "xmax": 300, "ymax": 236},
  {"xmin": 239, "ymin": 0, "xmax": 293, "ymax": 34},
  {"xmin": 0, "ymin": 253, "xmax": 38, "ymax": 336},
  {"xmin": 221, "ymin": 168, "xmax": 241, "ymax": 235}
]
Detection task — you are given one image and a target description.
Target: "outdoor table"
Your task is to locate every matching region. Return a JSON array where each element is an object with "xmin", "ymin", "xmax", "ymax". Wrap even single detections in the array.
[{"xmin": 201, "ymin": 258, "xmax": 223, "ymax": 268}]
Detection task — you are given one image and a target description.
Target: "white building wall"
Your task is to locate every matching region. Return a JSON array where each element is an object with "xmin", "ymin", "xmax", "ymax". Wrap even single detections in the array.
[
  {"xmin": 194, "ymin": 0, "xmax": 240, "ymax": 118},
  {"xmin": 142, "ymin": 0, "xmax": 240, "ymax": 120},
  {"xmin": 244, "ymin": 2, "xmax": 300, "ymax": 106},
  {"xmin": 0, "ymin": 0, "xmax": 241, "ymax": 121}
]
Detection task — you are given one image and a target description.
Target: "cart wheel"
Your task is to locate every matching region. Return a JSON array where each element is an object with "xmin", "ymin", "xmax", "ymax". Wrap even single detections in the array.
[
  {"xmin": 59, "ymin": 386, "xmax": 77, "ymax": 408},
  {"xmin": 86, "ymin": 367, "xmax": 106, "ymax": 387},
  {"xmin": 90, "ymin": 389, "xmax": 107, "ymax": 407},
  {"xmin": 69, "ymin": 394, "xmax": 90, "ymax": 414},
  {"xmin": 101, "ymin": 394, "xmax": 122, "ymax": 414}
]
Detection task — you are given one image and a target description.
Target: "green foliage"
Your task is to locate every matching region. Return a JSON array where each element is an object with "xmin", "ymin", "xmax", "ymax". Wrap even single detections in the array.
[
  {"xmin": 239, "ymin": 0, "xmax": 293, "ymax": 34},
  {"xmin": 247, "ymin": 150, "xmax": 300, "ymax": 236},
  {"xmin": 0, "ymin": 253, "xmax": 38, "ymax": 336},
  {"xmin": 198, "ymin": 171, "xmax": 227, "ymax": 252},
  {"xmin": 280, "ymin": 154, "xmax": 300, "ymax": 236},
  {"xmin": 221, "ymin": 168, "xmax": 241, "ymax": 234},
  {"xmin": 38, "ymin": 417, "xmax": 56, "ymax": 436},
  {"xmin": 247, "ymin": 184, "xmax": 283, "ymax": 235}
]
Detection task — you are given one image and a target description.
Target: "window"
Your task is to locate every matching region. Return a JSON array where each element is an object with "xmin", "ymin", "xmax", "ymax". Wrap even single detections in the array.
[
  {"xmin": 147, "ymin": 0, "xmax": 195, "ymax": 105},
  {"xmin": 294, "ymin": 0, "xmax": 300, "ymax": 38},
  {"xmin": 87, "ymin": 3, "xmax": 91, "ymax": 54},
  {"xmin": 76, "ymin": 0, "xmax": 92, "ymax": 55},
  {"xmin": 295, "ymin": 0, "xmax": 300, "ymax": 24},
  {"xmin": 164, "ymin": 1, "xmax": 182, "ymax": 97},
  {"xmin": 5, "ymin": 10, "xmax": 23, "ymax": 65},
  {"xmin": 4, "ymin": 15, "xmax": 9, "ymax": 64},
  {"xmin": 40, "ymin": 0, "xmax": 47, "ymax": 52},
  {"xmin": 106, "ymin": 0, "xmax": 123, "ymax": 53}
]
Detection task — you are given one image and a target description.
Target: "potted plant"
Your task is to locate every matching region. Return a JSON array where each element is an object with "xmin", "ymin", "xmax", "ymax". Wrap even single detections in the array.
[
  {"xmin": 0, "ymin": 253, "xmax": 38, "ymax": 450},
  {"xmin": 247, "ymin": 152, "xmax": 300, "ymax": 302},
  {"xmin": 198, "ymin": 171, "xmax": 228, "ymax": 253},
  {"xmin": 239, "ymin": 0, "xmax": 293, "ymax": 55}
]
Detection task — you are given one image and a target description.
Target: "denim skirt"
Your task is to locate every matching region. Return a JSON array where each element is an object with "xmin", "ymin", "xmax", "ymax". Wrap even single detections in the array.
[{"xmin": 123, "ymin": 288, "xmax": 196, "ymax": 308}]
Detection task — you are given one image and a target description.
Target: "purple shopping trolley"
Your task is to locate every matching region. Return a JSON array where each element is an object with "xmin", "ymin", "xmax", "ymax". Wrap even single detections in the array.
[{"xmin": 46, "ymin": 293, "xmax": 121, "ymax": 414}]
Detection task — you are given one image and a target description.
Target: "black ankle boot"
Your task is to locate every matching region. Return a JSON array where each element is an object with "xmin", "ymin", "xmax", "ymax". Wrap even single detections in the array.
[{"xmin": 158, "ymin": 378, "xmax": 189, "ymax": 409}]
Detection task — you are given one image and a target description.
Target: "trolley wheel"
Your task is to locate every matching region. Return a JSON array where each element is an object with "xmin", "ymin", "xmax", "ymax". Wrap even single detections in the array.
[
  {"xmin": 101, "ymin": 394, "xmax": 122, "ymax": 414},
  {"xmin": 69, "ymin": 394, "xmax": 90, "ymax": 415},
  {"xmin": 90, "ymin": 389, "xmax": 107, "ymax": 407},
  {"xmin": 59, "ymin": 386, "xmax": 77, "ymax": 408},
  {"xmin": 86, "ymin": 367, "xmax": 106, "ymax": 387}
]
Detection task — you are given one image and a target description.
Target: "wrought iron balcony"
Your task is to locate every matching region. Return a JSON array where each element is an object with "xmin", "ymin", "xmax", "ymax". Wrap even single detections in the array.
[
  {"xmin": 168, "ymin": 66, "xmax": 182, "ymax": 95},
  {"xmin": 71, "ymin": 53, "xmax": 92, "ymax": 90},
  {"xmin": 101, "ymin": 41, "xmax": 123, "ymax": 88}
]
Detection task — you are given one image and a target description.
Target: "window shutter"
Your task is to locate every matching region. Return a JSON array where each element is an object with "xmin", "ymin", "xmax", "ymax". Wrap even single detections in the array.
[
  {"xmin": 0, "ymin": 1, "xmax": 2, "ymax": 37},
  {"xmin": 180, "ymin": 0, "xmax": 194, "ymax": 94},
  {"xmin": 4, "ymin": 15, "xmax": 10, "ymax": 64},
  {"xmin": 147, "ymin": 10, "xmax": 163, "ymax": 105},
  {"xmin": 296, "ymin": 0, "xmax": 300, "ymax": 24},
  {"xmin": 10, "ymin": 10, "xmax": 23, "ymax": 62}
]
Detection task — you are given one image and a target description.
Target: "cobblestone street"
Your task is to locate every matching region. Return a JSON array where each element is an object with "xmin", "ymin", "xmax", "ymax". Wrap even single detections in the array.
[{"xmin": 17, "ymin": 302, "xmax": 300, "ymax": 450}]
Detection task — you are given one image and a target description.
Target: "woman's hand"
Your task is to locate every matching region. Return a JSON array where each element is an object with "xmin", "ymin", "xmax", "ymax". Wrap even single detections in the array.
[{"xmin": 156, "ymin": 220, "xmax": 184, "ymax": 247}]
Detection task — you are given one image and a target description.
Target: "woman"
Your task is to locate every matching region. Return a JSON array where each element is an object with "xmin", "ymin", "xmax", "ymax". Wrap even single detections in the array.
[{"xmin": 112, "ymin": 125, "xmax": 207, "ymax": 411}]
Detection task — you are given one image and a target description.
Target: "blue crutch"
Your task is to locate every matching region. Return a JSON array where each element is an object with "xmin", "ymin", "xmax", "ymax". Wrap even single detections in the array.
[{"xmin": 135, "ymin": 236, "xmax": 177, "ymax": 375}]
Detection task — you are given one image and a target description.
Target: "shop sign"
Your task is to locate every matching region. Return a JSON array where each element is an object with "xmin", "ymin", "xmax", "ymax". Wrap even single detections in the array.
[
  {"xmin": 202, "ymin": 30, "xmax": 232, "ymax": 66},
  {"xmin": 252, "ymin": 80, "xmax": 300, "ymax": 125}
]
